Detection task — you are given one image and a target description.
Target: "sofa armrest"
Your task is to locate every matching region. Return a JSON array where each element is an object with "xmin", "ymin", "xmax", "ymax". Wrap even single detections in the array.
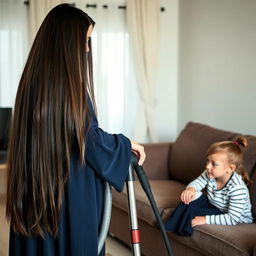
[{"xmin": 141, "ymin": 142, "xmax": 173, "ymax": 180}]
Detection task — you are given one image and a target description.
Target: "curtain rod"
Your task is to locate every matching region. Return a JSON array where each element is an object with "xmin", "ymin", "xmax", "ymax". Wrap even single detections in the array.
[
  {"xmin": 23, "ymin": 2, "xmax": 165, "ymax": 12},
  {"xmin": 23, "ymin": 1, "xmax": 75, "ymax": 7},
  {"xmin": 86, "ymin": 4, "xmax": 165, "ymax": 12}
]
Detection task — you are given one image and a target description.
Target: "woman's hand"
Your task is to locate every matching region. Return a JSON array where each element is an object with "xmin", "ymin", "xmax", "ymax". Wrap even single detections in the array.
[
  {"xmin": 130, "ymin": 140, "xmax": 146, "ymax": 166},
  {"xmin": 191, "ymin": 216, "xmax": 206, "ymax": 227},
  {"xmin": 181, "ymin": 187, "xmax": 196, "ymax": 204}
]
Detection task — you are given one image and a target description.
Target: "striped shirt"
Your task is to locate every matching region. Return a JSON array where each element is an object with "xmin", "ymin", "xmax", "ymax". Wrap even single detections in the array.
[{"xmin": 187, "ymin": 171, "xmax": 253, "ymax": 225}]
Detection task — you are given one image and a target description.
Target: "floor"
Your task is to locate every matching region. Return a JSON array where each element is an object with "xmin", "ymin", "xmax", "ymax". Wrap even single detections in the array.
[
  {"xmin": 106, "ymin": 236, "xmax": 131, "ymax": 256},
  {"xmin": 0, "ymin": 166, "xmax": 131, "ymax": 256}
]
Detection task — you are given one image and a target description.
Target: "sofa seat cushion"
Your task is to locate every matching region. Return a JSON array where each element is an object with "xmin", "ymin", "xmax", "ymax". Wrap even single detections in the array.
[
  {"xmin": 112, "ymin": 180, "xmax": 185, "ymax": 226},
  {"xmin": 170, "ymin": 223, "xmax": 256, "ymax": 256}
]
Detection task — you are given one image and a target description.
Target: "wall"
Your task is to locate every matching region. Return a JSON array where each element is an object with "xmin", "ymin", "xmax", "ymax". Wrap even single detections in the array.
[
  {"xmin": 178, "ymin": 0, "xmax": 256, "ymax": 136},
  {"xmin": 156, "ymin": 0, "xmax": 179, "ymax": 141}
]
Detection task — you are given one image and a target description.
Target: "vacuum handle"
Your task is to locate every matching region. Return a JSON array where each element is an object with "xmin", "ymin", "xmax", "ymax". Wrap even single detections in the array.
[{"xmin": 131, "ymin": 154, "xmax": 174, "ymax": 256}]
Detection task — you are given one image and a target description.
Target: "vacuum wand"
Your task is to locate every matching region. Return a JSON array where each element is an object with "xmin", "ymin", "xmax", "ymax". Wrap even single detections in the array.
[{"xmin": 131, "ymin": 153, "xmax": 174, "ymax": 256}]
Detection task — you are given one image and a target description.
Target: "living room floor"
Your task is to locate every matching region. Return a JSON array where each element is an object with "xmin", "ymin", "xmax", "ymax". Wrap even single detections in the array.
[{"xmin": 0, "ymin": 168, "xmax": 131, "ymax": 256}]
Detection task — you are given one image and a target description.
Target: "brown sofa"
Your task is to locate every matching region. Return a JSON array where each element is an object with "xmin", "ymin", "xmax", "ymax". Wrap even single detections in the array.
[{"xmin": 109, "ymin": 122, "xmax": 256, "ymax": 256}]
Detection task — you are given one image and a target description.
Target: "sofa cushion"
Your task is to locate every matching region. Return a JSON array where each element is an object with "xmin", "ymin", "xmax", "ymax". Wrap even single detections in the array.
[
  {"xmin": 112, "ymin": 180, "xmax": 185, "ymax": 226},
  {"xmin": 170, "ymin": 223, "xmax": 256, "ymax": 256},
  {"xmin": 169, "ymin": 122, "xmax": 256, "ymax": 184}
]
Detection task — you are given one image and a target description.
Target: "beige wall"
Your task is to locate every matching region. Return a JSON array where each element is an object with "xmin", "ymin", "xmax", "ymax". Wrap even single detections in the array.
[
  {"xmin": 156, "ymin": 0, "xmax": 179, "ymax": 141},
  {"xmin": 178, "ymin": 0, "xmax": 256, "ymax": 136}
]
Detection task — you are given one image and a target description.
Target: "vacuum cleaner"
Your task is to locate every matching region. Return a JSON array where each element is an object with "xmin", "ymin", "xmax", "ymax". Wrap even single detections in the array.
[{"xmin": 98, "ymin": 153, "xmax": 174, "ymax": 256}]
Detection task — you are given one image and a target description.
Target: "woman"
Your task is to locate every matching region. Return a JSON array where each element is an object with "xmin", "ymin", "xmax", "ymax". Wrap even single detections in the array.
[{"xmin": 6, "ymin": 4, "xmax": 145, "ymax": 256}]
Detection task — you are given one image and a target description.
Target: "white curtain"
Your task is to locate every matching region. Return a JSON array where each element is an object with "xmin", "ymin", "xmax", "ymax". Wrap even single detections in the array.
[
  {"xmin": 126, "ymin": 0, "xmax": 160, "ymax": 142},
  {"xmin": 0, "ymin": 0, "xmax": 28, "ymax": 107},
  {"xmin": 81, "ymin": 0, "xmax": 138, "ymax": 137}
]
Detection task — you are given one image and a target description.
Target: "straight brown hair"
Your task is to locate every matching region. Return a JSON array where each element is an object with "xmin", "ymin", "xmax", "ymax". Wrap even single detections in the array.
[{"xmin": 6, "ymin": 4, "xmax": 96, "ymax": 237}]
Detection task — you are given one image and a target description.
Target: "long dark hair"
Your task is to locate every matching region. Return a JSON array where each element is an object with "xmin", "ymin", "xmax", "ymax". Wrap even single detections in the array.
[{"xmin": 6, "ymin": 4, "xmax": 96, "ymax": 237}]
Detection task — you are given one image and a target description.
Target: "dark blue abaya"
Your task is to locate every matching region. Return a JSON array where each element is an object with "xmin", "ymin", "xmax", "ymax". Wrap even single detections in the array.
[{"xmin": 9, "ymin": 99, "xmax": 131, "ymax": 256}]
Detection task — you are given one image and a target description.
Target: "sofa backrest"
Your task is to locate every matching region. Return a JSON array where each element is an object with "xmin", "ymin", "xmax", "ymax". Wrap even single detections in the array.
[
  {"xmin": 249, "ymin": 170, "xmax": 256, "ymax": 220},
  {"xmin": 169, "ymin": 122, "xmax": 256, "ymax": 219}
]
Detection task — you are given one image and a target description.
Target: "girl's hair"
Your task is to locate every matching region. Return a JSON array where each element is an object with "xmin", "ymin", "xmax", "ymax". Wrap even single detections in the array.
[
  {"xmin": 206, "ymin": 136, "xmax": 252, "ymax": 185},
  {"xmin": 6, "ymin": 4, "xmax": 96, "ymax": 237}
]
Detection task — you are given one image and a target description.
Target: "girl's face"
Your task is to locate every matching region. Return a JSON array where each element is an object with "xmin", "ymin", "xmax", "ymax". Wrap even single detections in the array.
[
  {"xmin": 206, "ymin": 152, "xmax": 235, "ymax": 180},
  {"xmin": 86, "ymin": 24, "xmax": 93, "ymax": 52}
]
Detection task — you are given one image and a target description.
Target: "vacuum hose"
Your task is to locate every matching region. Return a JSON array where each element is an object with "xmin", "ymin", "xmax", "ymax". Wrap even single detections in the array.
[
  {"xmin": 98, "ymin": 181, "xmax": 112, "ymax": 255},
  {"xmin": 131, "ymin": 153, "xmax": 174, "ymax": 256}
]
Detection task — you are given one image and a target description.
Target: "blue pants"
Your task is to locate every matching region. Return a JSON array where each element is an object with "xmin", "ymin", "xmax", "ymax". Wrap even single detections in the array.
[{"xmin": 164, "ymin": 195, "xmax": 222, "ymax": 236}]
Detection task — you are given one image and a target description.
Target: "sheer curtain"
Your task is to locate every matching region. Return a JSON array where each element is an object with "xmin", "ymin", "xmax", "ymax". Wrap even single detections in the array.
[
  {"xmin": 126, "ymin": 0, "xmax": 160, "ymax": 142},
  {"xmin": 80, "ymin": 0, "xmax": 138, "ymax": 137},
  {"xmin": 0, "ymin": 0, "xmax": 28, "ymax": 107}
]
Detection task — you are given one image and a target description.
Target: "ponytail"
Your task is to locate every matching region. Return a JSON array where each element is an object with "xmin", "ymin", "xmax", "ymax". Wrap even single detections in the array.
[
  {"xmin": 236, "ymin": 164, "xmax": 252, "ymax": 186},
  {"xmin": 233, "ymin": 136, "xmax": 248, "ymax": 148},
  {"xmin": 233, "ymin": 137, "xmax": 252, "ymax": 186}
]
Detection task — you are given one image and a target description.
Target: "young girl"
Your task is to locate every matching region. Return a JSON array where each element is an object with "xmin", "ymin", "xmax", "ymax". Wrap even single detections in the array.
[
  {"xmin": 165, "ymin": 137, "xmax": 253, "ymax": 236},
  {"xmin": 6, "ymin": 4, "xmax": 145, "ymax": 256}
]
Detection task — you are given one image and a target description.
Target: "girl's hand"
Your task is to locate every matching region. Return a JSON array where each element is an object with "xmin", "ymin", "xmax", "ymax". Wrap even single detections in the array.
[
  {"xmin": 181, "ymin": 187, "xmax": 196, "ymax": 204},
  {"xmin": 130, "ymin": 140, "xmax": 146, "ymax": 166},
  {"xmin": 191, "ymin": 216, "xmax": 206, "ymax": 227}
]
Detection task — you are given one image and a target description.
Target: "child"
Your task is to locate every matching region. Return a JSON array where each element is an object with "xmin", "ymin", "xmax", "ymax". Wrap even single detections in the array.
[
  {"xmin": 164, "ymin": 136, "xmax": 253, "ymax": 236},
  {"xmin": 6, "ymin": 4, "xmax": 145, "ymax": 256}
]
